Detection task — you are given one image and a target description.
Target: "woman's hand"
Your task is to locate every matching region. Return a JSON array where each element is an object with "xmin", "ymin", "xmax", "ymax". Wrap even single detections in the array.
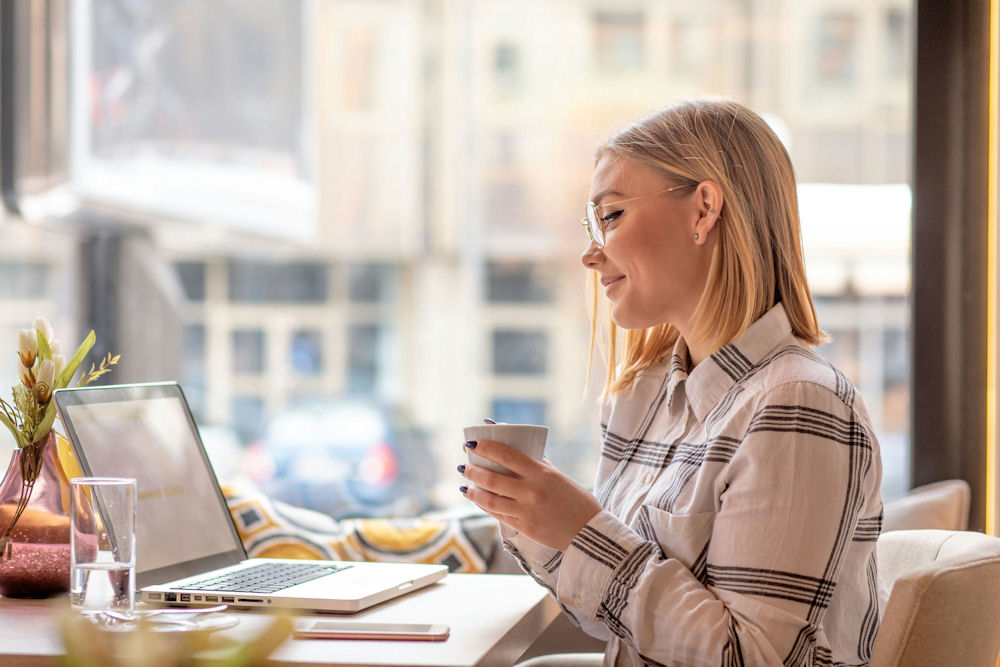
[{"xmin": 458, "ymin": 439, "xmax": 603, "ymax": 551}]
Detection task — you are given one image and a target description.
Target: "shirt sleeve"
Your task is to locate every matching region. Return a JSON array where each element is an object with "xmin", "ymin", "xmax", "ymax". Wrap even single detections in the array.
[
  {"xmin": 554, "ymin": 380, "xmax": 878, "ymax": 666},
  {"xmin": 500, "ymin": 524, "xmax": 612, "ymax": 641}
]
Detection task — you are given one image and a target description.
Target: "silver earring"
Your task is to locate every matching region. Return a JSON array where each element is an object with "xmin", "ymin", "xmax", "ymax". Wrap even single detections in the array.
[
  {"xmin": 709, "ymin": 210, "xmax": 715, "ymax": 216},
  {"xmin": 693, "ymin": 232, "xmax": 700, "ymax": 241}
]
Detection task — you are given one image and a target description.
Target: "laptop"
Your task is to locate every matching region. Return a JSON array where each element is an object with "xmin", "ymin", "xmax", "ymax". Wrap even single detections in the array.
[{"xmin": 53, "ymin": 382, "xmax": 448, "ymax": 613}]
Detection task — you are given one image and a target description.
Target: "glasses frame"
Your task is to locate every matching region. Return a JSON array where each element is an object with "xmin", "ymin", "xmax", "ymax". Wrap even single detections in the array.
[{"xmin": 581, "ymin": 183, "xmax": 695, "ymax": 249}]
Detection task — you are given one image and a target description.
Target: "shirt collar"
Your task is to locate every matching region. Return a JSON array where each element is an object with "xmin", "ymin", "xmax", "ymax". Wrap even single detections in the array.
[{"xmin": 684, "ymin": 302, "xmax": 794, "ymax": 421}]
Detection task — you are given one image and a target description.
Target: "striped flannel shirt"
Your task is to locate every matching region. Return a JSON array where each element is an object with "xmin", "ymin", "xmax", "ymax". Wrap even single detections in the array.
[{"xmin": 502, "ymin": 303, "xmax": 886, "ymax": 666}]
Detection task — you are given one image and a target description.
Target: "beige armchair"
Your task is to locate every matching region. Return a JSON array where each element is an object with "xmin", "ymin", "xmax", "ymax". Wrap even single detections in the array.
[
  {"xmin": 870, "ymin": 529, "xmax": 1000, "ymax": 666},
  {"xmin": 521, "ymin": 528, "xmax": 1000, "ymax": 666}
]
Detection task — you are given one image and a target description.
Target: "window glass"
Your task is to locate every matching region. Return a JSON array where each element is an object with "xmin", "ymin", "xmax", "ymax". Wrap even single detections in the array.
[
  {"xmin": 231, "ymin": 330, "xmax": 266, "ymax": 375},
  {"xmin": 491, "ymin": 398, "xmax": 547, "ymax": 427},
  {"xmin": 290, "ymin": 330, "xmax": 324, "ymax": 376},
  {"xmin": 1, "ymin": 0, "xmax": 914, "ymax": 513},
  {"xmin": 175, "ymin": 262, "xmax": 206, "ymax": 302},
  {"xmin": 349, "ymin": 264, "xmax": 396, "ymax": 303},
  {"xmin": 228, "ymin": 261, "xmax": 328, "ymax": 303},
  {"xmin": 492, "ymin": 330, "xmax": 548, "ymax": 376},
  {"xmin": 487, "ymin": 262, "xmax": 555, "ymax": 303},
  {"xmin": 593, "ymin": 11, "xmax": 645, "ymax": 73},
  {"xmin": 76, "ymin": 0, "xmax": 314, "ymax": 237}
]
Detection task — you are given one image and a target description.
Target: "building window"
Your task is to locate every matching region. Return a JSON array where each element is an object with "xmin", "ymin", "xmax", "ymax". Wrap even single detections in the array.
[
  {"xmin": 175, "ymin": 261, "xmax": 206, "ymax": 301},
  {"xmin": 493, "ymin": 41, "xmax": 522, "ymax": 94},
  {"xmin": 593, "ymin": 11, "xmax": 645, "ymax": 73},
  {"xmin": 231, "ymin": 396, "xmax": 266, "ymax": 444},
  {"xmin": 348, "ymin": 324, "xmax": 381, "ymax": 393},
  {"xmin": 181, "ymin": 324, "xmax": 207, "ymax": 419},
  {"xmin": 349, "ymin": 263, "xmax": 396, "ymax": 303},
  {"xmin": 492, "ymin": 330, "xmax": 547, "ymax": 375},
  {"xmin": 232, "ymin": 329, "xmax": 266, "ymax": 374},
  {"xmin": 491, "ymin": 398, "xmax": 547, "ymax": 426},
  {"xmin": 815, "ymin": 13, "xmax": 858, "ymax": 88},
  {"xmin": 228, "ymin": 260, "xmax": 328, "ymax": 303},
  {"xmin": 0, "ymin": 262, "xmax": 49, "ymax": 298},
  {"xmin": 885, "ymin": 8, "xmax": 909, "ymax": 80},
  {"xmin": 290, "ymin": 329, "xmax": 323, "ymax": 376},
  {"xmin": 487, "ymin": 262, "xmax": 555, "ymax": 303}
]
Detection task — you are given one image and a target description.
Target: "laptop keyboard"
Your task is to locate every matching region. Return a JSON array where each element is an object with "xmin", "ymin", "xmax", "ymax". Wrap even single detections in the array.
[{"xmin": 174, "ymin": 562, "xmax": 352, "ymax": 594}]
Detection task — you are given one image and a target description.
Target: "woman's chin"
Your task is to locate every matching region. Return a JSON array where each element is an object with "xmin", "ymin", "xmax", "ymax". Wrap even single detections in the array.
[{"xmin": 610, "ymin": 307, "xmax": 657, "ymax": 331}]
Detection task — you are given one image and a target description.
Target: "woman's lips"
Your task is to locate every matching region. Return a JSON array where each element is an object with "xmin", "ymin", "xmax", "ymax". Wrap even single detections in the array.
[{"xmin": 602, "ymin": 275, "xmax": 624, "ymax": 293}]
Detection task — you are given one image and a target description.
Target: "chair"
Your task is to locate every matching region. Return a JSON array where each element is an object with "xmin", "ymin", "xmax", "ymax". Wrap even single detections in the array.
[
  {"xmin": 520, "ymin": 528, "xmax": 1000, "ymax": 667},
  {"xmin": 882, "ymin": 479, "xmax": 971, "ymax": 532},
  {"xmin": 870, "ymin": 529, "xmax": 1000, "ymax": 666}
]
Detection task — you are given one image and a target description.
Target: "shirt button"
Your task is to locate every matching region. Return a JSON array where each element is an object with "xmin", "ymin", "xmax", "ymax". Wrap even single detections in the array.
[{"xmin": 644, "ymin": 473, "xmax": 654, "ymax": 484}]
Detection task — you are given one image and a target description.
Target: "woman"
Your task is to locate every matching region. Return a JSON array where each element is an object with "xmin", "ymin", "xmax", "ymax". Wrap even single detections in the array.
[{"xmin": 459, "ymin": 99, "xmax": 884, "ymax": 666}]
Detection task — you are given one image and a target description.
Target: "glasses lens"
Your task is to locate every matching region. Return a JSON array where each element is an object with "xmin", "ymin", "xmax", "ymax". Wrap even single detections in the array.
[{"xmin": 585, "ymin": 202, "xmax": 605, "ymax": 248}]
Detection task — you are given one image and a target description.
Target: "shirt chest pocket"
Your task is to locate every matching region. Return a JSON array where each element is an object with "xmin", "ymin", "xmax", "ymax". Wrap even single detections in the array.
[{"xmin": 639, "ymin": 505, "xmax": 715, "ymax": 570}]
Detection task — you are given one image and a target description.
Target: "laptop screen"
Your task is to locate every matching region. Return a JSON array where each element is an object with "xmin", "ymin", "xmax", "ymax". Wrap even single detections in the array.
[{"xmin": 55, "ymin": 383, "xmax": 246, "ymax": 587}]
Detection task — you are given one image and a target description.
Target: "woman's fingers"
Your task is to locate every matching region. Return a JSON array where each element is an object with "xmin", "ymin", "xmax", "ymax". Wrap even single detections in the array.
[
  {"xmin": 464, "ymin": 439, "xmax": 538, "ymax": 475},
  {"xmin": 460, "ymin": 460, "xmax": 520, "ymax": 497},
  {"xmin": 462, "ymin": 483, "xmax": 519, "ymax": 517}
]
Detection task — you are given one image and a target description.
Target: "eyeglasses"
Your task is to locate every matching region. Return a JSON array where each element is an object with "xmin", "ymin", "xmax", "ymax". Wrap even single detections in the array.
[{"xmin": 581, "ymin": 184, "xmax": 695, "ymax": 249}]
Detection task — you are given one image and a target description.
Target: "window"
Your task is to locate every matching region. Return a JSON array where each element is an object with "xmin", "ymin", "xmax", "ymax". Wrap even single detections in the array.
[
  {"xmin": 1, "ymin": 0, "xmax": 916, "ymax": 513},
  {"xmin": 228, "ymin": 261, "xmax": 328, "ymax": 303},
  {"xmin": 231, "ymin": 330, "xmax": 266, "ymax": 374},
  {"xmin": 487, "ymin": 262, "xmax": 555, "ymax": 303},
  {"xmin": 181, "ymin": 324, "xmax": 207, "ymax": 419},
  {"xmin": 492, "ymin": 330, "xmax": 547, "ymax": 376},
  {"xmin": 493, "ymin": 41, "xmax": 523, "ymax": 94},
  {"xmin": 348, "ymin": 324, "xmax": 382, "ymax": 393},
  {"xmin": 290, "ymin": 330, "xmax": 323, "ymax": 376},
  {"xmin": 230, "ymin": 396, "xmax": 266, "ymax": 443},
  {"xmin": 491, "ymin": 398, "xmax": 547, "ymax": 426},
  {"xmin": 349, "ymin": 264, "xmax": 396, "ymax": 303},
  {"xmin": 175, "ymin": 262, "xmax": 206, "ymax": 302},
  {"xmin": 815, "ymin": 13, "xmax": 859, "ymax": 88},
  {"xmin": 0, "ymin": 262, "xmax": 49, "ymax": 298},
  {"xmin": 74, "ymin": 0, "xmax": 314, "ymax": 237},
  {"xmin": 593, "ymin": 11, "xmax": 645, "ymax": 73}
]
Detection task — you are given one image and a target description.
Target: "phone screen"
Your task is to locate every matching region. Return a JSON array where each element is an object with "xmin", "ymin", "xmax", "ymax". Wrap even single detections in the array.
[{"xmin": 293, "ymin": 620, "xmax": 450, "ymax": 641}]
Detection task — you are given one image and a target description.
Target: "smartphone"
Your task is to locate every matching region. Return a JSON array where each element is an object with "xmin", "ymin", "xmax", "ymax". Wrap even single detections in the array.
[{"xmin": 293, "ymin": 620, "xmax": 451, "ymax": 641}]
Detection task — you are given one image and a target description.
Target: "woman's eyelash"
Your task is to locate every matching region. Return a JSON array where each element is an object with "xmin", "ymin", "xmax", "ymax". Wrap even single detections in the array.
[{"xmin": 601, "ymin": 210, "xmax": 623, "ymax": 224}]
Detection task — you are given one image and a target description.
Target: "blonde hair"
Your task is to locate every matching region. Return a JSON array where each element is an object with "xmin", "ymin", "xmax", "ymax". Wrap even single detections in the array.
[{"xmin": 589, "ymin": 99, "xmax": 825, "ymax": 397}]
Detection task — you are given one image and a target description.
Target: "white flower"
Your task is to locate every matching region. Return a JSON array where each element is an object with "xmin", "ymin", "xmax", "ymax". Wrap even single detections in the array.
[
  {"xmin": 17, "ymin": 359, "xmax": 33, "ymax": 388},
  {"xmin": 53, "ymin": 354, "xmax": 66, "ymax": 379},
  {"xmin": 49, "ymin": 339, "xmax": 61, "ymax": 355},
  {"xmin": 34, "ymin": 359, "xmax": 55, "ymax": 404},
  {"xmin": 17, "ymin": 329, "xmax": 37, "ymax": 368},
  {"xmin": 32, "ymin": 317, "xmax": 54, "ymax": 347}
]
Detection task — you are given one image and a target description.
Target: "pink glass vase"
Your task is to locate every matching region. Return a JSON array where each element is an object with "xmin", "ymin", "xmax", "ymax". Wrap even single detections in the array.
[{"xmin": 0, "ymin": 431, "xmax": 74, "ymax": 598}]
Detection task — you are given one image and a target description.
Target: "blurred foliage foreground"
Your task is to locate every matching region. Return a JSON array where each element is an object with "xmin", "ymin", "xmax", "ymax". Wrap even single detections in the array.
[{"xmin": 60, "ymin": 610, "xmax": 292, "ymax": 667}]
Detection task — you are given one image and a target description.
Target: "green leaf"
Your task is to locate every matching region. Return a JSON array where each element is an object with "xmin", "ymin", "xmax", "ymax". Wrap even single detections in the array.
[
  {"xmin": 0, "ymin": 411, "xmax": 29, "ymax": 448},
  {"xmin": 57, "ymin": 330, "xmax": 95, "ymax": 390},
  {"xmin": 36, "ymin": 329, "xmax": 52, "ymax": 362},
  {"xmin": 32, "ymin": 402, "xmax": 56, "ymax": 443}
]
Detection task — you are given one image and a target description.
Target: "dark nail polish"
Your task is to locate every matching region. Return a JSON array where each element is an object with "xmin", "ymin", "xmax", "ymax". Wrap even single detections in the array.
[
  {"xmin": 457, "ymin": 464, "xmax": 466, "ymax": 473},
  {"xmin": 459, "ymin": 485, "xmax": 468, "ymax": 494},
  {"xmin": 465, "ymin": 440, "xmax": 478, "ymax": 449}
]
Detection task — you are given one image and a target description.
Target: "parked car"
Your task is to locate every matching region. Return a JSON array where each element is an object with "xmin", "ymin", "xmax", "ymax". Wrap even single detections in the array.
[{"xmin": 256, "ymin": 398, "xmax": 435, "ymax": 519}]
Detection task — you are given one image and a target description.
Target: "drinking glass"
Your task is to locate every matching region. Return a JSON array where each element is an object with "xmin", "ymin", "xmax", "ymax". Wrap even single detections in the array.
[{"xmin": 70, "ymin": 477, "xmax": 137, "ymax": 615}]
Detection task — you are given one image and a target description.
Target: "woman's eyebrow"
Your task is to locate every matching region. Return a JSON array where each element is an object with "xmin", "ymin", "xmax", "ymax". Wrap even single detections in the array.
[{"xmin": 591, "ymin": 188, "xmax": 623, "ymax": 205}]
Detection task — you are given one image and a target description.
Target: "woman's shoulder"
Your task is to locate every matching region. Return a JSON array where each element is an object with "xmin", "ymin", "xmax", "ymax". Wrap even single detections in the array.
[{"xmin": 744, "ymin": 340, "xmax": 862, "ymax": 412}]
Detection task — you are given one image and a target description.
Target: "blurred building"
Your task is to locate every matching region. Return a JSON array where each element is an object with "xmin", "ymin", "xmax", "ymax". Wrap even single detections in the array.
[{"xmin": 0, "ymin": 0, "xmax": 912, "ymax": 504}]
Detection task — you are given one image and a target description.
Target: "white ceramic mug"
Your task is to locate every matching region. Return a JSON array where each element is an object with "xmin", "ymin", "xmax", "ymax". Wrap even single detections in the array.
[{"xmin": 463, "ymin": 423, "xmax": 548, "ymax": 476}]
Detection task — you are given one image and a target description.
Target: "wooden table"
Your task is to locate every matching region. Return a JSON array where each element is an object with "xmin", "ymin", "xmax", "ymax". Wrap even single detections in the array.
[{"xmin": 0, "ymin": 573, "xmax": 562, "ymax": 667}]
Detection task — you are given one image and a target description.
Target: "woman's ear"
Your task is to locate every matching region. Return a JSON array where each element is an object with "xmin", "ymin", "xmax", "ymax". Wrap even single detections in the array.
[{"xmin": 692, "ymin": 181, "xmax": 723, "ymax": 245}]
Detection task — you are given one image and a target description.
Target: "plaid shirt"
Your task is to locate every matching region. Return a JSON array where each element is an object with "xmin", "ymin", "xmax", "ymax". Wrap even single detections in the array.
[{"xmin": 503, "ymin": 304, "xmax": 885, "ymax": 666}]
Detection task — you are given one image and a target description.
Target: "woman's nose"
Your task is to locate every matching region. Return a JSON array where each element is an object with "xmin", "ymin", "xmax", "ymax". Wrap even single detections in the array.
[{"xmin": 580, "ymin": 239, "xmax": 602, "ymax": 268}]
